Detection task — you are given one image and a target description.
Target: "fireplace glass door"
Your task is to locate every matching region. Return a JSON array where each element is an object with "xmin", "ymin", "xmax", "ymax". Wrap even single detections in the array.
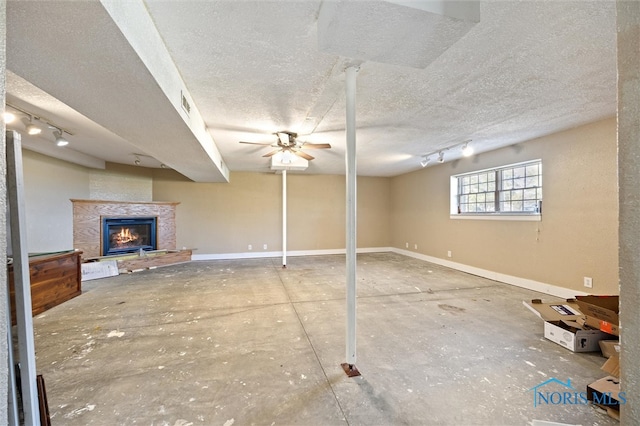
[{"xmin": 102, "ymin": 217, "xmax": 157, "ymax": 256}]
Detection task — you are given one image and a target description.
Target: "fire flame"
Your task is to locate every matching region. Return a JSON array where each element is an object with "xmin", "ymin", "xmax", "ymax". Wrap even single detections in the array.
[{"xmin": 113, "ymin": 227, "xmax": 139, "ymax": 245}]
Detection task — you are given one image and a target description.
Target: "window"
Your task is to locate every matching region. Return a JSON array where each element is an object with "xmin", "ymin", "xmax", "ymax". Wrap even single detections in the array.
[{"xmin": 451, "ymin": 160, "xmax": 542, "ymax": 219}]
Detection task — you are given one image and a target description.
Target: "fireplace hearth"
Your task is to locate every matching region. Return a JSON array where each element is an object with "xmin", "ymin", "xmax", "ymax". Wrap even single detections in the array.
[{"xmin": 102, "ymin": 217, "xmax": 157, "ymax": 256}]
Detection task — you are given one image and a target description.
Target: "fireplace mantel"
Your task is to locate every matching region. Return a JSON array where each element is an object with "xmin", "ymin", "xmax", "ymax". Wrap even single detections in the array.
[{"xmin": 71, "ymin": 199, "xmax": 179, "ymax": 259}]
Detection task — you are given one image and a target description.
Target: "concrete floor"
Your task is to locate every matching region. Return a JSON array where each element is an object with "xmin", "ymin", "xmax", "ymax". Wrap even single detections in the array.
[{"xmin": 30, "ymin": 253, "xmax": 617, "ymax": 425}]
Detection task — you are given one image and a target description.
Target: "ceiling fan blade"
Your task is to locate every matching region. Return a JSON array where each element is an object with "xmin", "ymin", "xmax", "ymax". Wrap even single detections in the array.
[
  {"xmin": 301, "ymin": 142, "xmax": 331, "ymax": 149},
  {"xmin": 262, "ymin": 149, "xmax": 282, "ymax": 158},
  {"xmin": 291, "ymin": 149, "xmax": 314, "ymax": 161},
  {"xmin": 239, "ymin": 141, "xmax": 275, "ymax": 146}
]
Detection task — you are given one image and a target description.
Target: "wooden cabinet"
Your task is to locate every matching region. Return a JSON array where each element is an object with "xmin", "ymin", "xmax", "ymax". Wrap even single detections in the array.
[{"xmin": 8, "ymin": 251, "xmax": 83, "ymax": 325}]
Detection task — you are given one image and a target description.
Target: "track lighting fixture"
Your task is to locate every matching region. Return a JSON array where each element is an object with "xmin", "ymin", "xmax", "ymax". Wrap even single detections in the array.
[
  {"xmin": 461, "ymin": 141, "xmax": 474, "ymax": 157},
  {"xmin": 6, "ymin": 103, "xmax": 74, "ymax": 148},
  {"xmin": 134, "ymin": 157, "xmax": 141, "ymax": 166},
  {"xmin": 22, "ymin": 115, "xmax": 42, "ymax": 135},
  {"xmin": 53, "ymin": 129, "xmax": 69, "ymax": 146},
  {"xmin": 419, "ymin": 139, "xmax": 476, "ymax": 167}
]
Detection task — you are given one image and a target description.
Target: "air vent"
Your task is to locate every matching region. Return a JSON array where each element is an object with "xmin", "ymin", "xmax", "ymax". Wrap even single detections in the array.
[{"xmin": 181, "ymin": 90, "xmax": 191, "ymax": 115}]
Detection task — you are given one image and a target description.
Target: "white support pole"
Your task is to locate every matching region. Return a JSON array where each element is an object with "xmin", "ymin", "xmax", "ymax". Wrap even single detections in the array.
[
  {"xmin": 282, "ymin": 169, "xmax": 287, "ymax": 267},
  {"xmin": 6, "ymin": 131, "xmax": 41, "ymax": 426},
  {"xmin": 345, "ymin": 66, "xmax": 358, "ymax": 367}
]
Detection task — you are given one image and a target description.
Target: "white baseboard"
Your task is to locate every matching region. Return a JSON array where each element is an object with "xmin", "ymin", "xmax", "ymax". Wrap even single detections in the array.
[
  {"xmin": 390, "ymin": 248, "xmax": 587, "ymax": 299},
  {"xmin": 191, "ymin": 246, "xmax": 584, "ymax": 299},
  {"xmin": 191, "ymin": 247, "xmax": 393, "ymax": 261}
]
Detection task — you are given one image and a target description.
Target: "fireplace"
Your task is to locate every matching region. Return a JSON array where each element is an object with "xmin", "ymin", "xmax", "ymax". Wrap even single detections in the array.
[{"xmin": 102, "ymin": 217, "xmax": 157, "ymax": 256}]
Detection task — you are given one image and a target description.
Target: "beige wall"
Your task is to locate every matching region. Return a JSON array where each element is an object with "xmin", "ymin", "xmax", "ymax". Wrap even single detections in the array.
[
  {"xmin": 391, "ymin": 118, "xmax": 619, "ymax": 294},
  {"xmin": 89, "ymin": 162, "xmax": 153, "ymax": 201},
  {"xmin": 152, "ymin": 170, "xmax": 391, "ymax": 254},
  {"xmin": 22, "ymin": 149, "xmax": 90, "ymax": 252}
]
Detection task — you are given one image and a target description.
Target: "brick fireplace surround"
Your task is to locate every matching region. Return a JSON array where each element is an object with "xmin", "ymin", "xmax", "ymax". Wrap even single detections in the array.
[{"xmin": 71, "ymin": 199, "xmax": 179, "ymax": 259}]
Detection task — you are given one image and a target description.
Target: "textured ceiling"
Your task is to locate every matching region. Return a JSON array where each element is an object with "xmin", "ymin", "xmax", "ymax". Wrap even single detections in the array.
[{"xmin": 5, "ymin": 0, "xmax": 617, "ymax": 180}]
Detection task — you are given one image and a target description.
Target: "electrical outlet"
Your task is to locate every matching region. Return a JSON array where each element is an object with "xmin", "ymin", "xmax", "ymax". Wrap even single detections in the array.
[
  {"xmin": 447, "ymin": 250, "xmax": 452, "ymax": 258},
  {"xmin": 248, "ymin": 244, "xmax": 252, "ymax": 251},
  {"xmin": 405, "ymin": 242, "xmax": 409, "ymax": 248},
  {"xmin": 414, "ymin": 244, "xmax": 418, "ymax": 250},
  {"xmin": 584, "ymin": 277, "xmax": 593, "ymax": 288},
  {"xmin": 263, "ymin": 244, "xmax": 268, "ymax": 250}
]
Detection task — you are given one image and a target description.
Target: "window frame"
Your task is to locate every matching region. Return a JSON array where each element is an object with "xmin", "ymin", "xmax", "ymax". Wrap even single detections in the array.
[{"xmin": 450, "ymin": 159, "xmax": 542, "ymax": 221}]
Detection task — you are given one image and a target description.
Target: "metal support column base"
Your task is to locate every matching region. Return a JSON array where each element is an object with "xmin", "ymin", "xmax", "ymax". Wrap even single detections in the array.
[
  {"xmin": 341, "ymin": 363, "xmax": 361, "ymax": 377},
  {"xmin": 282, "ymin": 265, "xmax": 287, "ymax": 269}
]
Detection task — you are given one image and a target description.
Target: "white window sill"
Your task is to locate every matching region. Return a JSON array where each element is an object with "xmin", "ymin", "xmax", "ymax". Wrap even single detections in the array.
[{"xmin": 450, "ymin": 214, "xmax": 541, "ymax": 222}]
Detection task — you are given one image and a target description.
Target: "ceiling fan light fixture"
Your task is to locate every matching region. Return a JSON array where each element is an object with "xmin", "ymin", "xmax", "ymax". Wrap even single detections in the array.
[{"xmin": 281, "ymin": 150, "xmax": 296, "ymax": 164}]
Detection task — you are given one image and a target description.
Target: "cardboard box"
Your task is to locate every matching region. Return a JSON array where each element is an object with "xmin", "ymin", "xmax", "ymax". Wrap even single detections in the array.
[
  {"xmin": 599, "ymin": 340, "xmax": 620, "ymax": 359},
  {"xmin": 602, "ymin": 354, "xmax": 620, "ymax": 378},
  {"xmin": 575, "ymin": 295, "xmax": 619, "ymax": 336},
  {"xmin": 587, "ymin": 376, "xmax": 623, "ymax": 410},
  {"xmin": 523, "ymin": 299, "xmax": 610, "ymax": 352}
]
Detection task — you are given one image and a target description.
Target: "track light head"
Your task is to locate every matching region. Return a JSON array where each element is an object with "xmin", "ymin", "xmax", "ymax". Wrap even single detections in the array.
[
  {"xmin": 461, "ymin": 141, "xmax": 474, "ymax": 157},
  {"xmin": 437, "ymin": 151, "xmax": 445, "ymax": 163},
  {"xmin": 22, "ymin": 116, "xmax": 42, "ymax": 135},
  {"xmin": 134, "ymin": 157, "xmax": 141, "ymax": 166},
  {"xmin": 53, "ymin": 129, "xmax": 69, "ymax": 146},
  {"xmin": 3, "ymin": 111, "xmax": 16, "ymax": 124},
  {"xmin": 420, "ymin": 155, "xmax": 430, "ymax": 168}
]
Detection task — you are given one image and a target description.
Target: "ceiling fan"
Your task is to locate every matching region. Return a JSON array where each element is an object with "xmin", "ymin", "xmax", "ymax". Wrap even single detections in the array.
[{"xmin": 239, "ymin": 131, "xmax": 331, "ymax": 161}]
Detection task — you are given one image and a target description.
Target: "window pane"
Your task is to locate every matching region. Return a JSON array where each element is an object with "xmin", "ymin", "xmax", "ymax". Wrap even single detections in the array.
[
  {"xmin": 459, "ymin": 195, "xmax": 467, "ymax": 203},
  {"xmin": 462, "ymin": 176, "xmax": 470, "ymax": 185},
  {"xmin": 468, "ymin": 194, "xmax": 477, "ymax": 203},
  {"xmin": 514, "ymin": 178, "xmax": 525, "ymax": 189},
  {"xmin": 513, "ymin": 167, "xmax": 525, "ymax": 178},
  {"xmin": 477, "ymin": 203, "xmax": 485, "ymax": 212},
  {"xmin": 470, "ymin": 175, "xmax": 478, "ymax": 184},
  {"xmin": 503, "ymin": 179, "xmax": 513, "ymax": 190},
  {"xmin": 460, "ymin": 204, "xmax": 468, "ymax": 213},
  {"xmin": 501, "ymin": 202, "xmax": 511, "ymax": 212},
  {"xmin": 526, "ymin": 165, "xmax": 539, "ymax": 176},
  {"xmin": 470, "ymin": 183, "xmax": 479, "ymax": 193},
  {"xmin": 488, "ymin": 182, "xmax": 496, "ymax": 192},
  {"xmin": 502, "ymin": 169, "xmax": 513, "ymax": 179},
  {"xmin": 526, "ymin": 176, "xmax": 539, "ymax": 187},
  {"xmin": 485, "ymin": 203, "xmax": 495, "ymax": 212},
  {"xmin": 468, "ymin": 204, "xmax": 477, "ymax": 212},
  {"xmin": 524, "ymin": 200, "xmax": 537, "ymax": 211},
  {"xmin": 500, "ymin": 192, "xmax": 511, "ymax": 201},
  {"xmin": 511, "ymin": 190, "xmax": 523, "ymax": 201},
  {"xmin": 477, "ymin": 193, "xmax": 486, "ymax": 203},
  {"xmin": 512, "ymin": 201, "xmax": 523, "ymax": 211},
  {"xmin": 524, "ymin": 188, "xmax": 537, "ymax": 200},
  {"xmin": 479, "ymin": 174, "xmax": 487, "ymax": 183},
  {"xmin": 478, "ymin": 183, "xmax": 487, "ymax": 192},
  {"xmin": 462, "ymin": 185, "xmax": 469, "ymax": 194},
  {"xmin": 486, "ymin": 192, "xmax": 495, "ymax": 202}
]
